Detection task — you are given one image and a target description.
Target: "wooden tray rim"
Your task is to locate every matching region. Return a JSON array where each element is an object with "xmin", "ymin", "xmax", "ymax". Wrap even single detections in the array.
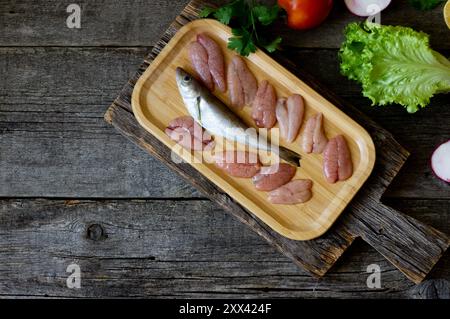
[{"xmin": 131, "ymin": 19, "xmax": 376, "ymax": 240}]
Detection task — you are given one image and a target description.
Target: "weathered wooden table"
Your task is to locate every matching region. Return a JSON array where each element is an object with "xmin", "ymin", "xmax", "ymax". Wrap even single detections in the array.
[{"xmin": 0, "ymin": 0, "xmax": 449, "ymax": 298}]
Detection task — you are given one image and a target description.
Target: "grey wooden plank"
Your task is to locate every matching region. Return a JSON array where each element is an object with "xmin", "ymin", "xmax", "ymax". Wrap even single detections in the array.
[
  {"xmin": 0, "ymin": 0, "xmax": 190, "ymax": 47},
  {"xmin": 410, "ymin": 279, "xmax": 450, "ymax": 299},
  {"xmin": 1, "ymin": 47, "xmax": 449, "ymax": 198},
  {"xmin": 1, "ymin": 0, "xmax": 448, "ymax": 50},
  {"xmin": 0, "ymin": 47, "xmax": 199, "ymax": 198},
  {"xmin": 0, "ymin": 198, "xmax": 448, "ymax": 298}
]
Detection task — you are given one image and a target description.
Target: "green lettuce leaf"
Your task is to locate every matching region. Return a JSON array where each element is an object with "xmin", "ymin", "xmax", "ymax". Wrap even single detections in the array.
[{"xmin": 339, "ymin": 22, "xmax": 450, "ymax": 113}]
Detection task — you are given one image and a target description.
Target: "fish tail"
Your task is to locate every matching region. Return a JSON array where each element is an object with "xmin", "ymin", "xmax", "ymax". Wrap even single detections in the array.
[{"xmin": 278, "ymin": 146, "xmax": 301, "ymax": 167}]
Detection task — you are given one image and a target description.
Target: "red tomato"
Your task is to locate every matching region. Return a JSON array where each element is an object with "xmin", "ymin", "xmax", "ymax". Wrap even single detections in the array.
[{"xmin": 278, "ymin": 0, "xmax": 334, "ymax": 30}]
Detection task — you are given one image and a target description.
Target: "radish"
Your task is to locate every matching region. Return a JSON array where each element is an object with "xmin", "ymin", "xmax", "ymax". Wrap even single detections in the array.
[
  {"xmin": 431, "ymin": 140, "xmax": 450, "ymax": 183},
  {"xmin": 344, "ymin": 0, "xmax": 391, "ymax": 17}
]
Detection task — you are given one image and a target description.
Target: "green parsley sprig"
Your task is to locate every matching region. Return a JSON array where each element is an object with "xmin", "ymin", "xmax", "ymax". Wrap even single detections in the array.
[{"xmin": 200, "ymin": 0, "xmax": 282, "ymax": 56}]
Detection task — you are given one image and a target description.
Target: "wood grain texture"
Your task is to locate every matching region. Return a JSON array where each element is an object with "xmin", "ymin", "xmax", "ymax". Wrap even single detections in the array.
[
  {"xmin": 1, "ymin": 47, "xmax": 448, "ymax": 198},
  {"xmin": 0, "ymin": 0, "xmax": 190, "ymax": 47},
  {"xmin": 411, "ymin": 279, "xmax": 450, "ymax": 299},
  {"xmin": 0, "ymin": 47, "xmax": 199, "ymax": 198},
  {"xmin": 104, "ymin": 0, "xmax": 449, "ymax": 283},
  {"xmin": 0, "ymin": 198, "xmax": 448, "ymax": 298},
  {"xmin": 1, "ymin": 0, "xmax": 448, "ymax": 50},
  {"xmin": 1, "ymin": 0, "xmax": 449, "ymax": 298}
]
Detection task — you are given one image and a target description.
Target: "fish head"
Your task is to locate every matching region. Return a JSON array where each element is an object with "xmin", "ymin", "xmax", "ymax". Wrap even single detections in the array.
[
  {"xmin": 176, "ymin": 67, "xmax": 201, "ymax": 99},
  {"xmin": 176, "ymin": 67, "xmax": 204, "ymax": 121}
]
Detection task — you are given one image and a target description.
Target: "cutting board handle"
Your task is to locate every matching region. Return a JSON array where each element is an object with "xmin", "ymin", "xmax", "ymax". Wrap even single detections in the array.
[{"xmin": 345, "ymin": 203, "xmax": 449, "ymax": 284}]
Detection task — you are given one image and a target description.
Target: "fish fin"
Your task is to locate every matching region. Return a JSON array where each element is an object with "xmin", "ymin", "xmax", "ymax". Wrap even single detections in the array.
[
  {"xmin": 196, "ymin": 96, "xmax": 202, "ymax": 125},
  {"xmin": 278, "ymin": 147, "xmax": 301, "ymax": 167}
]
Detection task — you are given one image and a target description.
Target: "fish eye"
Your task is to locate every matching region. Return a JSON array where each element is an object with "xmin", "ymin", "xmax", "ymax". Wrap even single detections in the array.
[{"xmin": 183, "ymin": 75, "xmax": 191, "ymax": 82}]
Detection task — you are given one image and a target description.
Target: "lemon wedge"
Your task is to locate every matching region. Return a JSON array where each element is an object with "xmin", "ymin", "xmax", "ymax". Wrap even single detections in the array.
[{"xmin": 445, "ymin": 0, "xmax": 450, "ymax": 29}]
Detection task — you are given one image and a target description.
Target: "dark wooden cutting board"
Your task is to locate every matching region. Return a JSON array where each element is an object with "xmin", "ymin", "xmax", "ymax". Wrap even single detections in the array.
[{"xmin": 104, "ymin": 0, "xmax": 449, "ymax": 283}]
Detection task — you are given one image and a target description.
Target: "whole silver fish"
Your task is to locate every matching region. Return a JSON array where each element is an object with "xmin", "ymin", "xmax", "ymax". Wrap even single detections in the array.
[{"xmin": 175, "ymin": 67, "xmax": 301, "ymax": 167}]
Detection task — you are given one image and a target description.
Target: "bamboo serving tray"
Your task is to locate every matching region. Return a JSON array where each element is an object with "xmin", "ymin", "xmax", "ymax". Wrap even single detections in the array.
[
  {"xmin": 132, "ymin": 19, "xmax": 375, "ymax": 240},
  {"xmin": 111, "ymin": 1, "xmax": 448, "ymax": 282}
]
